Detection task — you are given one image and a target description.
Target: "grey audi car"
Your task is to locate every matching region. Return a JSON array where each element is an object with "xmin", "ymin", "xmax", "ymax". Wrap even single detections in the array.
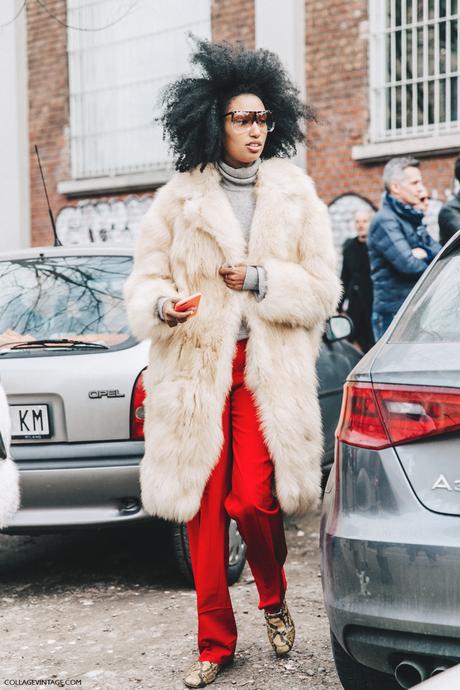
[
  {"xmin": 321, "ymin": 231, "xmax": 460, "ymax": 690},
  {"xmin": 0, "ymin": 246, "xmax": 360, "ymax": 585}
]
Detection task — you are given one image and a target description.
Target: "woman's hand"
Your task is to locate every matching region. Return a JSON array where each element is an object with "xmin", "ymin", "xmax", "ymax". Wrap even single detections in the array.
[
  {"xmin": 219, "ymin": 265, "xmax": 247, "ymax": 291},
  {"xmin": 163, "ymin": 299, "xmax": 196, "ymax": 328}
]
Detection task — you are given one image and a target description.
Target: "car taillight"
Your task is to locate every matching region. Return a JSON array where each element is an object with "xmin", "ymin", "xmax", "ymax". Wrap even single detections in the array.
[
  {"xmin": 336, "ymin": 382, "xmax": 388, "ymax": 449},
  {"xmin": 337, "ymin": 382, "xmax": 460, "ymax": 449},
  {"xmin": 130, "ymin": 369, "xmax": 146, "ymax": 440}
]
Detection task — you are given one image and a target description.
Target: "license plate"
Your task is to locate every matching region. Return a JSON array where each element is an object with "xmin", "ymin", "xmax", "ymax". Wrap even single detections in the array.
[{"xmin": 10, "ymin": 404, "xmax": 51, "ymax": 439}]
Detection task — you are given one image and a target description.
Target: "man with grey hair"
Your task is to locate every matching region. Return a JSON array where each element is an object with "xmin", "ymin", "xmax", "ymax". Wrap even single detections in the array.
[{"xmin": 367, "ymin": 156, "xmax": 441, "ymax": 340}]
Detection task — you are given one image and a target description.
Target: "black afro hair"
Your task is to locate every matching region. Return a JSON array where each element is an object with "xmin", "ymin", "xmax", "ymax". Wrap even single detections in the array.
[{"xmin": 159, "ymin": 36, "xmax": 316, "ymax": 172}]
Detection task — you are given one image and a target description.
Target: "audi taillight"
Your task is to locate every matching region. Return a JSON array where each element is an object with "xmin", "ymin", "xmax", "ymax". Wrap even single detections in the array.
[
  {"xmin": 336, "ymin": 382, "xmax": 460, "ymax": 449},
  {"xmin": 130, "ymin": 369, "xmax": 146, "ymax": 440}
]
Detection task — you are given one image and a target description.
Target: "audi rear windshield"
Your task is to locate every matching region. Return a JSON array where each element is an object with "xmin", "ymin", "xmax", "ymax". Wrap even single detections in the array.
[
  {"xmin": 390, "ymin": 245, "xmax": 460, "ymax": 343},
  {"xmin": 0, "ymin": 255, "xmax": 133, "ymax": 352}
]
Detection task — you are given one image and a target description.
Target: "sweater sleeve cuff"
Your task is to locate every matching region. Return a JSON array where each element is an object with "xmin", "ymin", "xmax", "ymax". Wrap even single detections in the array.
[
  {"xmin": 156, "ymin": 296, "xmax": 170, "ymax": 321},
  {"xmin": 243, "ymin": 265, "xmax": 258, "ymax": 291},
  {"xmin": 242, "ymin": 265, "xmax": 266, "ymax": 302},
  {"xmin": 255, "ymin": 265, "xmax": 267, "ymax": 302}
]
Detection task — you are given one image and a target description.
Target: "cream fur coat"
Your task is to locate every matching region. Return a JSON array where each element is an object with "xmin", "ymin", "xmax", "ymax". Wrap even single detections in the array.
[
  {"xmin": 0, "ymin": 383, "xmax": 20, "ymax": 529},
  {"xmin": 124, "ymin": 158, "xmax": 342, "ymax": 523}
]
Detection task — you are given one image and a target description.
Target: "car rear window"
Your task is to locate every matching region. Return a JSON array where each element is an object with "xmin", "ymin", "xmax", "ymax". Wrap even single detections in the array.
[
  {"xmin": 390, "ymin": 245, "xmax": 460, "ymax": 343},
  {"xmin": 0, "ymin": 255, "xmax": 133, "ymax": 350}
]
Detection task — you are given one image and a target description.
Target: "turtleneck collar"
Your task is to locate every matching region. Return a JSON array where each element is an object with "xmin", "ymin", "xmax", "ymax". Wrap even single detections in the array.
[{"xmin": 217, "ymin": 158, "xmax": 260, "ymax": 186}]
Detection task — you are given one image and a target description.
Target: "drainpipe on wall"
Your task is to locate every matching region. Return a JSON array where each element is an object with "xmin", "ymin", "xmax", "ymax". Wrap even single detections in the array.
[{"xmin": 255, "ymin": 0, "xmax": 307, "ymax": 171}]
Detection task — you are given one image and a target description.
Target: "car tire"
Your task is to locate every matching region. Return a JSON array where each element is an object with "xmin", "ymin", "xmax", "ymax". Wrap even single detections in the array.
[
  {"xmin": 321, "ymin": 468, "xmax": 331, "ymax": 496},
  {"xmin": 171, "ymin": 519, "xmax": 246, "ymax": 587},
  {"xmin": 331, "ymin": 631, "xmax": 400, "ymax": 690}
]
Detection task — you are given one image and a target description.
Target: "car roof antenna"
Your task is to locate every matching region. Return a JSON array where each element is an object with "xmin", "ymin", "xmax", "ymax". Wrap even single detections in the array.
[{"xmin": 34, "ymin": 144, "xmax": 62, "ymax": 247}]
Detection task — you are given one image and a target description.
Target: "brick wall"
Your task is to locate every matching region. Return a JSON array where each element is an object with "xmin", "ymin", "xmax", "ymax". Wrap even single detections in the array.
[
  {"xmin": 27, "ymin": 0, "xmax": 70, "ymax": 247},
  {"xmin": 29, "ymin": 0, "xmax": 456, "ymax": 246},
  {"xmin": 305, "ymin": 0, "xmax": 458, "ymax": 208},
  {"xmin": 211, "ymin": 0, "xmax": 255, "ymax": 48}
]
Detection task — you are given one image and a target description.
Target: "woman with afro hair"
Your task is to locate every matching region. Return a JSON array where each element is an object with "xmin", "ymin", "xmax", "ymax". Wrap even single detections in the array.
[{"xmin": 124, "ymin": 37, "xmax": 342, "ymax": 688}]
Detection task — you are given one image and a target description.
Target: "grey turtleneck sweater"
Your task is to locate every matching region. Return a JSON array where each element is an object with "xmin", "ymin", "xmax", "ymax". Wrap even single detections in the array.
[
  {"xmin": 217, "ymin": 159, "xmax": 266, "ymax": 339},
  {"xmin": 156, "ymin": 159, "xmax": 266, "ymax": 340}
]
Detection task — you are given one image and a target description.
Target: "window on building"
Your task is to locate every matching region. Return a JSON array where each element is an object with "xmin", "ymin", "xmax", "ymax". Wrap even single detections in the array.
[
  {"xmin": 67, "ymin": 0, "xmax": 211, "ymax": 179},
  {"xmin": 369, "ymin": 0, "xmax": 460, "ymax": 142}
]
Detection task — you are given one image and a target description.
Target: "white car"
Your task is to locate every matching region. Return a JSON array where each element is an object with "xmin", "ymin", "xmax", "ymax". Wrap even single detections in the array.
[
  {"xmin": 0, "ymin": 246, "xmax": 358, "ymax": 584},
  {"xmin": 0, "ymin": 246, "xmax": 247, "ymax": 584}
]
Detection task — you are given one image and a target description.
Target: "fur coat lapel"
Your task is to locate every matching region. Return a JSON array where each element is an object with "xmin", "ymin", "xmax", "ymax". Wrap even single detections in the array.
[
  {"xmin": 175, "ymin": 159, "xmax": 307, "ymax": 266},
  {"xmin": 124, "ymin": 157, "xmax": 342, "ymax": 523},
  {"xmin": 181, "ymin": 167, "xmax": 248, "ymax": 264}
]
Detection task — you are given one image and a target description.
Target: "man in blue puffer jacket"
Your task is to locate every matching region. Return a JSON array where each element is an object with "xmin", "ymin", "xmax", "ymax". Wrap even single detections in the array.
[{"xmin": 368, "ymin": 156, "xmax": 441, "ymax": 340}]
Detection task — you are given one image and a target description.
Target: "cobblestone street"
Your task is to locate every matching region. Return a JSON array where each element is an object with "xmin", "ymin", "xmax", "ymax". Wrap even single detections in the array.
[{"xmin": 0, "ymin": 510, "xmax": 342, "ymax": 690}]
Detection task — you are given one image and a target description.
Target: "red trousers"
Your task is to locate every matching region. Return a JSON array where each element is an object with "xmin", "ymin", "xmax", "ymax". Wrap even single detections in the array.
[{"xmin": 186, "ymin": 338, "xmax": 288, "ymax": 665}]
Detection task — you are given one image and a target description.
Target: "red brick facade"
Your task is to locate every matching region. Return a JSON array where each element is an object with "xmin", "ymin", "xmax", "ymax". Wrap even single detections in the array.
[
  {"xmin": 27, "ymin": 0, "xmax": 70, "ymax": 247},
  {"xmin": 305, "ymin": 0, "xmax": 458, "ymax": 207},
  {"xmin": 211, "ymin": 0, "xmax": 255, "ymax": 48},
  {"xmin": 27, "ymin": 0, "xmax": 457, "ymax": 245}
]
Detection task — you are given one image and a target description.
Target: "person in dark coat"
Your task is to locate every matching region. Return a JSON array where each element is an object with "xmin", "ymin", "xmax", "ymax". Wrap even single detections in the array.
[
  {"xmin": 340, "ymin": 210, "xmax": 375, "ymax": 352},
  {"xmin": 367, "ymin": 157, "xmax": 441, "ymax": 341},
  {"xmin": 438, "ymin": 156, "xmax": 460, "ymax": 246}
]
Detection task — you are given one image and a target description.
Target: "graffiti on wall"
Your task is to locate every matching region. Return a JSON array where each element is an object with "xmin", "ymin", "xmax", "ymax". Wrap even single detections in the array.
[
  {"xmin": 56, "ymin": 189, "xmax": 448, "ymax": 257},
  {"xmin": 55, "ymin": 195, "xmax": 154, "ymax": 246}
]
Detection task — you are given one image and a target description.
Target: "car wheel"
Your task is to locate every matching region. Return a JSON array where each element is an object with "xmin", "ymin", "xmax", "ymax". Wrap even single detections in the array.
[
  {"xmin": 171, "ymin": 519, "xmax": 246, "ymax": 587},
  {"xmin": 331, "ymin": 631, "xmax": 400, "ymax": 690}
]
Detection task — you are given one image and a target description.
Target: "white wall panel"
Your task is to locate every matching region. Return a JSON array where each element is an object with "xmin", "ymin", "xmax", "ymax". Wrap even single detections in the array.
[
  {"xmin": 0, "ymin": 1, "xmax": 30, "ymax": 250},
  {"xmin": 255, "ymin": 0, "xmax": 306, "ymax": 169},
  {"xmin": 67, "ymin": 0, "xmax": 211, "ymax": 178}
]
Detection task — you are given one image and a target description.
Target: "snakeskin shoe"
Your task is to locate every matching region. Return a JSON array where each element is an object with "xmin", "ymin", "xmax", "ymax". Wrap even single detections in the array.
[
  {"xmin": 264, "ymin": 600, "xmax": 296, "ymax": 656},
  {"xmin": 183, "ymin": 660, "xmax": 223, "ymax": 688}
]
